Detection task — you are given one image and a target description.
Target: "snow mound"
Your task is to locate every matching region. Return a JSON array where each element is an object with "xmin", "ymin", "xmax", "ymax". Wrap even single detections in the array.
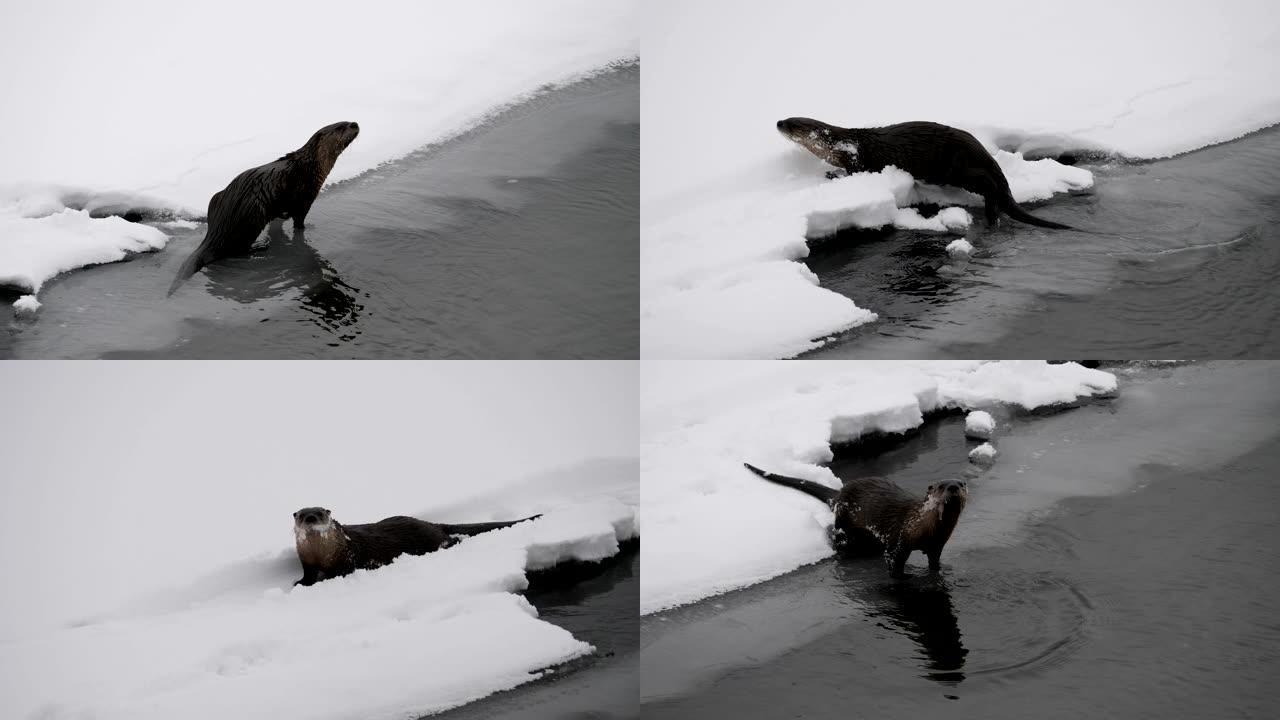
[
  {"xmin": 0, "ymin": 208, "xmax": 168, "ymax": 296},
  {"xmin": 641, "ymin": 361, "xmax": 1116, "ymax": 614},
  {"xmin": 969, "ymin": 442, "xmax": 998, "ymax": 464},
  {"xmin": 965, "ymin": 410, "xmax": 996, "ymax": 440},
  {"xmin": 12, "ymin": 294, "xmax": 41, "ymax": 313}
]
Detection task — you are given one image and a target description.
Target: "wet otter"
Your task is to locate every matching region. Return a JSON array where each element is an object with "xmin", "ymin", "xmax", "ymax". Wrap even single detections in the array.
[
  {"xmin": 776, "ymin": 117, "xmax": 1072, "ymax": 230},
  {"xmin": 167, "ymin": 121, "xmax": 360, "ymax": 295},
  {"xmin": 292, "ymin": 506, "xmax": 541, "ymax": 586},
  {"xmin": 743, "ymin": 463, "xmax": 968, "ymax": 577}
]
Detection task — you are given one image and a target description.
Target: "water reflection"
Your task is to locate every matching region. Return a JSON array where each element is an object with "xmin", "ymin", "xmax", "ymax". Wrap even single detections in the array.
[
  {"xmin": 832, "ymin": 563, "xmax": 968, "ymax": 684},
  {"xmin": 203, "ymin": 222, "xmax": 363, "ymax": 340}
]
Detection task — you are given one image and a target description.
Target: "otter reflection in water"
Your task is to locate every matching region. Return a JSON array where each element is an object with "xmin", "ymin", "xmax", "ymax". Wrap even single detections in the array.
[
  {"xmin": 836, "ymin": 564, "xmax": 968, "ymax": 684},
  {"xmin": 202, "ymin": 221, "xmax": 365, "ymax": 339}
]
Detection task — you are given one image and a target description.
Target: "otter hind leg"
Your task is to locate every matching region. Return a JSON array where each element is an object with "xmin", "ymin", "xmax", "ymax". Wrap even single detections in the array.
[
  {"xmin": 927, "ymin": 550, "xmax": 942, "ymax": 573},
  {"xmin": 983, "ymin": 194, "xmax": 1001, "ymax": 227}
]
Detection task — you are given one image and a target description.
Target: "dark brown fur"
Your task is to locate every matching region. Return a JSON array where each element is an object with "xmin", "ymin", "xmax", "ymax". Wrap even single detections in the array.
[
  {"xmin": 167, "ymin": 121, "xmax": 360, "ymax": 295},
  {"xmin": 776, "ymin": 117, "xmax": 1071, "ymax": 230},
  {"xmin": 743, "ymin": 463, "xmax": 967, "ymax": 577},
  {"xmin": 291, "ymin": 506, "xmax": 540, "ymax": 586}
]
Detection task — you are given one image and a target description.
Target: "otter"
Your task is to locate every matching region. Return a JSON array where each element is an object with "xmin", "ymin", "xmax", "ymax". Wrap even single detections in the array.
[
  {"xmin": 743, "ymin": 463, "xmax": 967, "ymax": 577},
  {"xmin": 292, "ymin": 506, "xmax": 541, "ymax": 586},
  {"xmin": 167, "ymin": 121, "xmax": 360, "ymax": 295},
  {"xmin": 776, "ymin": 117, "xmax": 1072, "ymax": 230}
]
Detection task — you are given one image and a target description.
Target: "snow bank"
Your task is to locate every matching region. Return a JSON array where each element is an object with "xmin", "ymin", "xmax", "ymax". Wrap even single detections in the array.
[
  {"xmin": 965, "ymin": 410, "xmax": 996, "ymax": 440},
  {"xmin": 0, "ymin": 362, "xmax": 638, "ymax": 720},
  {"xmin": 641, "ymin": 0, "xmax": 1278, "ymax": 358},
  {"xmin": 0, "ymin": 0, "xmax": 636, "ymax": 303},
  {"xmin": 640, "ymin": 361, "xmax": 1116, "ymax": 614},
  {"xmin": 0, "ymin": 209, "xmax": 168, "ymax": 297}
]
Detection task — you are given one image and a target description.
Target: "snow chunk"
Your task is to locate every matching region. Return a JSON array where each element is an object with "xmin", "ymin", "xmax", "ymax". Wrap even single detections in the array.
[
  {"xmin": 160, "ymin": 219, "xmax": 201, "ymax": 230},
  {"xmin": 969, "ymin": 442, "xmax": 998, "ymax": 464},
  {"xmin": 0, "ymin": 208, "xmax": 168, "ymax": 296},
  {"xmin": 965, "ymin": 410, "xmax": 996, "ymax": 440},
  {"xmin": 995, "ymin": 150, "xmax": 1094, "ymax": 203},
  {"xmin": 641, "ymin": 360, "xmax": 1116, "ymax": 614},
  {"xmin": 12, "ymin": 294, "xmax": 40, "ymax": 313},
  {"xmin": 946, "ymin": 238, "xmax": 974, "ymax": 257},
  {"xmin": 893, "ymin": 206, "xmax": 971, "ymax": 233}
]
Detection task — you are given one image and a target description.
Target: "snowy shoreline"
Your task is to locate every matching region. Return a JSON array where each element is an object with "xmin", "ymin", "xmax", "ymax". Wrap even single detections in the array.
[
  {"xmin": 640, "ymin": 361, "xmax": 1117, "ymax": 615},
  {"xmin": 641, "ymin": 0, "xmax": 1280, "ymax": 358}
]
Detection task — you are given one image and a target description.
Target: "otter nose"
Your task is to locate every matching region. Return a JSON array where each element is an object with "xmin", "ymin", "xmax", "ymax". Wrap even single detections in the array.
[
  {"xmin": 303, "ymin": 513, "xmax": 318, "ymax": 524},
  {"xmin": 777, "ymin": 120, "xmax": 786, "ymax": 130},
  {"xmin": 349, "ymin": 122, "xmax": 359, "ymax": 131}
]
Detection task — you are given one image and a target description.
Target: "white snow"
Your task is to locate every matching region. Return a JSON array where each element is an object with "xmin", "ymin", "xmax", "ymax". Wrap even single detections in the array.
[
  {"xmin": 0, "ymin": 362, "xmax": 638, "ymax": 720},
  {"xmin": 0, "ymin": 0, "xmax": 636, "ymax": 304},
  {"xmin": 947, "ymin": 238, "xmax": 975, "ymax": 257},
  {"xmin": 0, "ymin": 208, "xmax": 169, "ymax": 294},
  {"xmin": 969, "ymin": 442, "xmax": 998, "ymax": 463},
  {"xmin": 965, "ymin": 410, "xmax": 996, "ymax": 440},
  {"xmin": 641, "ymin": 0, "xmax": 1279, "ymax": 358},
  {"xmin": 640, "ymin": 361, "xmax": 1117, "ymax": 615},
  {"xmin": 12, "ymin": 295, "xmax": 41, "ymax": 313}
]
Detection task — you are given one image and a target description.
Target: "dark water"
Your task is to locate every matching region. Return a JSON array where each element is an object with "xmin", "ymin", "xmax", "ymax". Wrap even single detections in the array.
[
  {"xmin": 804, "ymin": 127, "xmax": 1280, "ymax": 359},
  {"xmin": 0, "ymin": 64, "xmax": 638, "ymax": 359},
  {"xmin": 433, "ymin": 543, "xmax": 638, "ymax": 720},
  {"xmin": 641, "ymin": 362, "xmax": 1280, "ymax": 719}
]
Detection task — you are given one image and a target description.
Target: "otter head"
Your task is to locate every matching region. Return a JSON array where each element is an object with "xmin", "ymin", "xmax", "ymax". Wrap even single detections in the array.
[
  {"xmin": 293, "ymin": 506, "xmax": 336, "ymax": 540},
  {"xmin": 300, "ymin": 121, "xmax": 361, "ymax": 180},
  {"xmin": 924, "ymin": 480, "xmax": 968, "ymax": 519},
  {"xmin": 776, "ymin": 117, "xmax": 858, "ymax": 170}
]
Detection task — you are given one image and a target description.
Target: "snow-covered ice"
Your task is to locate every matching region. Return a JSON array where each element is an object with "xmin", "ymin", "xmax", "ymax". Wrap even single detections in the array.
[
  {"xmin": 641, "ymin": 361, "xmax": 1117, "ymax": 614},
  {"xmin": 641, "ymin": 0, "xmax": 1280, "ymax": 358},
  {"xmin": 969, "ymin": 442, "xmax": 998, "ymax": 464},
  {"xmin": 0, "ymin": 362, "xmax": 638, "ymax": 720},
  {"xmin": 0, "ymin": 0, "xmax": 637, "ymax": 306},
  {"xmin": 965, "ymin": 410, "xmax": 996, "ymax": 440}
]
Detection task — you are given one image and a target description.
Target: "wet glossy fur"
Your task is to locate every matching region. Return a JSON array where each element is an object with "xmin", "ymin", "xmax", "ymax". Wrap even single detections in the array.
[
  {"xmin": 744, "ymin": 463, "xmax": 967, "ymax": 576},
  {"xmin": 293, "ymin": 509, "xmax": 540, "ymax": 586},
  {"xmin": 167, "ymin": 121, "xmax": 360, "ymax": 295},
  {"xmin": 777, "ymin": 117, "xmax": 1072, "ymax": 230}
]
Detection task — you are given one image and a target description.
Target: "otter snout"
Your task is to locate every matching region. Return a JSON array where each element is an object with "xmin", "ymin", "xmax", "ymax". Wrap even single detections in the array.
[{"xmin": 939, "ymin": 480, "xmax": 968, "ymax": 503}]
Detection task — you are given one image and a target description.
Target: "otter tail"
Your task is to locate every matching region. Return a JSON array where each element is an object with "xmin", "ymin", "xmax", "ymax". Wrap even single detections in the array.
[
  {"xmin": 743, "ymin": 463, "xmax": 838, "ymax": 504},
  {"xmin": 1002, "ymin": 198, "xmax": 1073, "ymax": 230},
  {"xmin": 167, "ymin": 247, "xmax": 211, "ymax": 296},
  {"xmin": 439, "ymin": 514, "xmax": 542, "ymax": 537}
]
